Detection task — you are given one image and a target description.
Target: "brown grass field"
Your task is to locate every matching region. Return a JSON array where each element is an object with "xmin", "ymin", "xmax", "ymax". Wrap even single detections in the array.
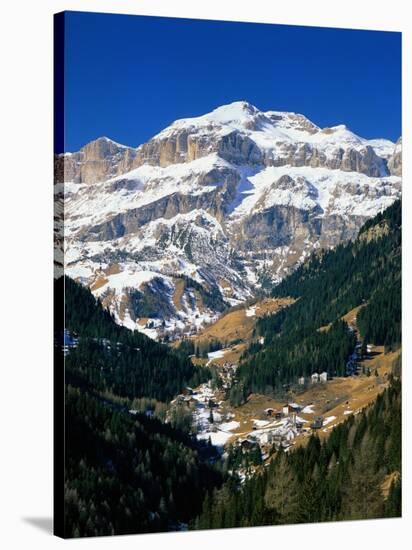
[
  {"xmin": 191, "ymin": 297, "xmax": 294, "ymax": 345},
  {"xmin": 226, "ymin": 346, "xmax": 400, "ymax": 447}
]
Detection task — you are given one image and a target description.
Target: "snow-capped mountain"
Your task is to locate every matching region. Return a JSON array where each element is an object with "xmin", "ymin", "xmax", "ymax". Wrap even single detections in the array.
[{"xmin": 56, "ymin": 101, "xmax": 401, "ymax": 339}]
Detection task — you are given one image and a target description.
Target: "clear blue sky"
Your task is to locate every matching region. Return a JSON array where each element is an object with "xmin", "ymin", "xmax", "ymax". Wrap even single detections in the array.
[{"xmin": 60, "ymin": 11, "xmax": 401, "ymax": 153}]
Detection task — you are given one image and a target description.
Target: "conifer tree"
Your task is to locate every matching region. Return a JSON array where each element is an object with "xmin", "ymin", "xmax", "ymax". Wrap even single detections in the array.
[
  {"xmin": 264, "ymin": 454, "xmax": 300, "ymax": 524},
  {"xmin": 340, "ymin": 434, "xmax": 384, "ymax": 520}
]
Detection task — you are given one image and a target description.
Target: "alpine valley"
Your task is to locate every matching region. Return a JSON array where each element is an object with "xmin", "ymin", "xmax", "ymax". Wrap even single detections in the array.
[{"xmin": 56, "ymin": 101, "xmax": 402, "ymax": 339}]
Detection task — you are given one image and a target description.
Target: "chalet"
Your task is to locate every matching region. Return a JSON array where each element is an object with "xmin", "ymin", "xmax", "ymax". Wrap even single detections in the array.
[
  {"xmin": 320, "ymin": 372, "xmax": 328, "ymax": 383},
  {"xmin": 283, "ymin": 403, "xmax": 302, "ymax": 416},
  {"xmin": 311, "ymin": 373, "xmax": 319, "ymax": 384},
  {"xmin": 264, "ymin": 407, "xmax": 275, "ymax": 417},
  {"xmin": 182, "ymin": 387, "xmax": 194, "ymax": 396},
  {"xmin": 260, "ymin": 432, "xmax": 273, "ymax": 445},
  {"xmin": 311, "ymin": 416, "xmax": 324, "ymax": 430}
]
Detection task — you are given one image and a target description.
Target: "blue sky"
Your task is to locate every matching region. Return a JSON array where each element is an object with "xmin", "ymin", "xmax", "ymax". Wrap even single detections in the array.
[{"xmin": 61, "ymin": 12, "xmax": 401, "ymax": 152}]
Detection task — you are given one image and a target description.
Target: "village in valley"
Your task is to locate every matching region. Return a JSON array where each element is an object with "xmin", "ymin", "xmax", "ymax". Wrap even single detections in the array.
[{"xmin": 165, "ymin": 300, "xmax": 399, "ymax": 478}]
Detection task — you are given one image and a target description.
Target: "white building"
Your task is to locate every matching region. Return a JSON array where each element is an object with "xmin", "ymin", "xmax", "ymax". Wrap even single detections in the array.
[
  {"xmin": 311, "ymin": 373, "xmax": 319, "ymax": 384},
  {"xmin": 259, "ymin": 432, "xmax": 273, "ymax": 445},
  {"xmin": 320, "ymin": 372, "xmax": 328, "ymax": 383}
]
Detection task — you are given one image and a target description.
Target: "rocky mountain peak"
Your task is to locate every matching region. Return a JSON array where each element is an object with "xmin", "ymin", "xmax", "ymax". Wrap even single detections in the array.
[
  {"xmin": 57, "ymin": 102, "xmax": 402, "ymax": 339},
  {"xmin": 80, "ymin": 136, "xmax": 129, "ymax": 160},
  {"xmin": 388, "ymin": 137, "xmax": 402, "ymax": 176}
]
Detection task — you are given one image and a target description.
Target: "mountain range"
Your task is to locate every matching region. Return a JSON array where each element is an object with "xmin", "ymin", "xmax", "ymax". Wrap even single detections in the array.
[{"xmin": 55, "ymin": 101, "xmax": 402, "ymax": 338}]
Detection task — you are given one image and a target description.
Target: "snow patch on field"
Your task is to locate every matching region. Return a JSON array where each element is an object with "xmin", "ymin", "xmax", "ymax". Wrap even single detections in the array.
[
  {"xmin": 245, "ymin": 305, "xmax": 257, "ymax": 317},
  {"xmin": 206, "ymin": 350, "xmax": 226, "ymax": 365},
  {"xmin": 197, "ymin": 431, "xmax": 233, "ymax": 447},
  {"xmin": 219, "ymin": 421, "xmax": 240, "ymax": 432},
  {"xmin": 253, "ymin": 419, "xmax": 270, "ymax": 428}
]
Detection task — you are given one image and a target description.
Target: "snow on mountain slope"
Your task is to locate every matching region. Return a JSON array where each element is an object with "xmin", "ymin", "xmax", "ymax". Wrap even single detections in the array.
[
  {"xmin": 64, "ymin": 153, "xmax": 232, "ymax": 234},
  {"xmin": 227, "ymin": 166, "xmax": 400, "ymax": 220},
  {"xmin": 144, "ymin": 101, "xmax": 392, "ymax": 177},
  {"xmin": 57, "ymin": 101, "xmax": 402, "ymax": 340}
]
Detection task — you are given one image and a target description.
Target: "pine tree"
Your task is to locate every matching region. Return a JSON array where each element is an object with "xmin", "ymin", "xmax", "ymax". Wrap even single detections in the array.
[
  {"xmin": 340, "ymin": 434, "xmax": 384, "ymax": 520},
  {"xmin": 264, "ymin": 454, "xmax": 300, "ymax": 524},
  {"xmin": 384, "ymin": 477, "xmax": 401, "ymax": 517}
]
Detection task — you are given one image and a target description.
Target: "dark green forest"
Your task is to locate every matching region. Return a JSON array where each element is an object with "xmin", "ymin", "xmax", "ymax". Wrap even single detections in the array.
[
  {"xmin": 59, "ymin": 276, "xmax": 220, "ymax": 537},
  {"xmin": 196, "ymin": 378, "xmax": 401, "ymax": 529},
  {"xmin": 234, "ymin": 200, "xmax": 401, "ymax": 395},
  {"xmin": 65, "ymin": 384, "xmax": 222, "ymax": 537},
  {"xmin": 61, "ymin": 276, "xmax": 209, "ymax": 401}
]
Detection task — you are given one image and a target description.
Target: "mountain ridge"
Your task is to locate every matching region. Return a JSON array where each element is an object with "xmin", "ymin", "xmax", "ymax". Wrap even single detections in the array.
[{"xmin": 55, "ymin": 101, "xmax": 402, "ymax": 339}]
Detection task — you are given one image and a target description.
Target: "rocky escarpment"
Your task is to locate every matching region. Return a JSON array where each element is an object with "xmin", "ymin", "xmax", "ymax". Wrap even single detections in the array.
[
  {"xmin": 130, "ymin": 126, "xmax": 387, "ymax": 177},
  {"xmin": 55, "ymin": 137, "xmax": 138, "ymax": 184},
  {"xmin": 59, "ymin": 101, "xmax": 402, "ymax": 339},
  {"xmin": 81, "ymin": 188, "xmax": 228, "ymax": 242},
  {"xmin": 388, "ymin": 137, "xmax": 402, "ymax": 176},
  {"xmin": 56, "ymin": 102, "xmax": 394, "ymax": 184}
]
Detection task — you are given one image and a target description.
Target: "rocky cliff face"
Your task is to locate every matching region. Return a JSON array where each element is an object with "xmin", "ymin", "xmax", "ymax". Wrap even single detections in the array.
[
  {"xmin": 388, "ymin": 137, "xmax": 402, "ymax": 176},
  {"xmin": 55, "ymin": 137, "xmax": 138, "ymax": 184},
  {"xmin": 58, "ymin": 101, "xmax": 402, "ymax": 339},
  {"xmin": 123, "ymin": 105, "xmax": 388, "ymax": 177}
]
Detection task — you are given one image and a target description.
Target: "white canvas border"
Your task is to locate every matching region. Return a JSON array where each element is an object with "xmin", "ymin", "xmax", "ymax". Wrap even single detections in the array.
[{"xmin": 0, "ymin": 1, "xmax": 409, "ymax": 549}]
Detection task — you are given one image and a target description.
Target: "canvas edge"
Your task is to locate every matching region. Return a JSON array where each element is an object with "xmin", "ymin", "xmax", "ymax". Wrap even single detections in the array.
[{"xmin": 53, "ymin": 10, "xmax": 66, "ymax": 540}]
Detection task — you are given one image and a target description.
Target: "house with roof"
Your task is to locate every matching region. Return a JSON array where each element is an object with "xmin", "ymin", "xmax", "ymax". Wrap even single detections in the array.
[
  {"xmin": 320, "ymin": 372, "xmax": 328, "ymax": 383},
  {"xmin": 311, "ymin": 416, "xmax": 324, "ymax": 430}
]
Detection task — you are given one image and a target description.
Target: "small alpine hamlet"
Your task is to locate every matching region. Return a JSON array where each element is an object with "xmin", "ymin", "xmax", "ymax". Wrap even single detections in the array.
[{"xmin": 54, "ymin": 11, "xmax": 402, "ymax": 539}]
